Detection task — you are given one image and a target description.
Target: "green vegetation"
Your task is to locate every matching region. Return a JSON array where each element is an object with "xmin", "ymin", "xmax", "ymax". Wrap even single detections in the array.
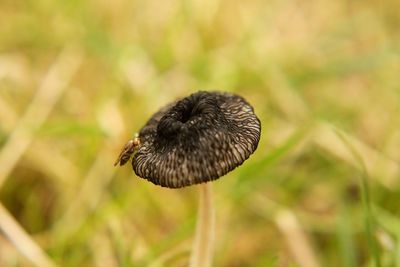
[{"xmin": 0, "ymin": 0, "xmax": 399, "ymax": 266}]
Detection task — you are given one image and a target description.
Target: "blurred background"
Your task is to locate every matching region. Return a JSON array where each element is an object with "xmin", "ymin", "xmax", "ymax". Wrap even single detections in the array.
[{"xmin": 1, "ymin": 0, "xmax": 400, "ymax": 266}]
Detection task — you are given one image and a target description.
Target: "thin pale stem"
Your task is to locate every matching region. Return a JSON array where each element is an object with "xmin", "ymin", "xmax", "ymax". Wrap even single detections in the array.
[{"xmin": 189, "ymin": 182, "xmax": 215, "ymax": 267}]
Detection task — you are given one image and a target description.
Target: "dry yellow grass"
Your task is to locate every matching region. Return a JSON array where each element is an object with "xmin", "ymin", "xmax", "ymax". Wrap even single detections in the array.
[{"xmin": 1, "ymin": 0, "xmax": 400, "ymax": 266}]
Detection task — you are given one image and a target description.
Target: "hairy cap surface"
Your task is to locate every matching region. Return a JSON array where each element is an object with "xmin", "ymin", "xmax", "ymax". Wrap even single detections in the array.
[{"xmin": 133, "ymin": 91, "xmax": 261, "ymax": 188}]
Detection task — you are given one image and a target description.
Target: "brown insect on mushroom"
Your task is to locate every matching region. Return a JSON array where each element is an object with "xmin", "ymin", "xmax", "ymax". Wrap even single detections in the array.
[
  {"xmin": 115, "ymin": 91, "xmax": 261, "ymax": 188},
  {"xmin": 114, "ymin": 134, "xmax": 140, "ymax": 166}
]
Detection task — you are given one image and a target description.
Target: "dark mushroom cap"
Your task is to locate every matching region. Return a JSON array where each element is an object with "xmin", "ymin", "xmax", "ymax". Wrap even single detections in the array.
[{"xmin": 133, "ymin": 91, "xmax": 261, "ymax": 188}]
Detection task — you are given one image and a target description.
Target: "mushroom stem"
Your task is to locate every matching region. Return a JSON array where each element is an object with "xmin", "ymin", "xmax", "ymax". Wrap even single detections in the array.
[{"xmin": 189, "ymin": 183, "xmax": 215, "ymax": 267}]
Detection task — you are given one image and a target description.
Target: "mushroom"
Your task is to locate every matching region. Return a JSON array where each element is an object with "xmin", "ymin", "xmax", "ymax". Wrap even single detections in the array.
[
  {"xmin": 115, "ymin": 91, "xmax": 261, "ymax": 266},
  {"xmin": 116, "ymin": 91, "xmax": 261, "ymax": 187}
]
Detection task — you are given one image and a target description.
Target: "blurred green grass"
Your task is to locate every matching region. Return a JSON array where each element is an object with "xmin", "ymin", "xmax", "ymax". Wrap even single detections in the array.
[{"xmin": 1, "ymin": 0, "xmax": 400, "ymax": 266}]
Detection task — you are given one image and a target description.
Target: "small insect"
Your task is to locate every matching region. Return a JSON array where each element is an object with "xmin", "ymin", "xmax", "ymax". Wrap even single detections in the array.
[{"xmin": 114, "ymin": 135, "xmax": 141, "ymax": 166}]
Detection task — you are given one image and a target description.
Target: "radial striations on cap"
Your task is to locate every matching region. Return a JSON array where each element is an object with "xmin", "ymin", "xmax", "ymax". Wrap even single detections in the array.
[{"xmin": 133, "ymin": 91, "xmax": 261, "ymax": 188}]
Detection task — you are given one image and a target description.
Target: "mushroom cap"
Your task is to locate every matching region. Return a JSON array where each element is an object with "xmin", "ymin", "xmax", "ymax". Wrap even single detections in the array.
[{"xmin": 133, "ymin": 91, "xmax": 261, "ymax": 188}]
